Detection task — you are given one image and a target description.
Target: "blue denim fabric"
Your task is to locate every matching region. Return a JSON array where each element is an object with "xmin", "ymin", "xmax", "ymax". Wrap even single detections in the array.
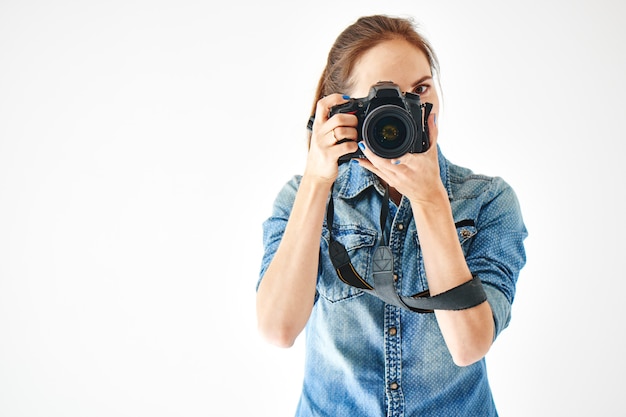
[{"xmin": 259, "ymin": 146, "xmax": 528, "ymax": 417}]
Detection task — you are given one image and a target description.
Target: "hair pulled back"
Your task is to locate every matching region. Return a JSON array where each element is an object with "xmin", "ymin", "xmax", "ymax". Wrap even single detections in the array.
[{"xmin": 310, "ymin": 15, "xmax": 440, "ymax": 118}]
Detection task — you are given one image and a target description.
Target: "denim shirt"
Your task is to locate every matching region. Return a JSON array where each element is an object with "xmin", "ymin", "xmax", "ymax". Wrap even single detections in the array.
[{"xmin": 258, "ymin": 146, "xmax": 528, "ymax": 417}]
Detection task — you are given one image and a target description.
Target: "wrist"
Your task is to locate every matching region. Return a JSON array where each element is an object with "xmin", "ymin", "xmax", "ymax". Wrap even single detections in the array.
[
  {"xmin": 300, "ymin": 172, "xmax": 335, "ymax": 191},
  {"xmin": 408, "ymin": 184, "xmax": 449, "ymax": 212}
]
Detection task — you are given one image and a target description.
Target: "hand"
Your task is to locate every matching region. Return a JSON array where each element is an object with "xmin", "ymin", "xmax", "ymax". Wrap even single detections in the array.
[
  {"xmin": 355, "ymin": 113, "xmax": 446, "ymax": 205},
  {"xmin": 304, "ymin": 94, "xmax": 359, "ymax": 185}
]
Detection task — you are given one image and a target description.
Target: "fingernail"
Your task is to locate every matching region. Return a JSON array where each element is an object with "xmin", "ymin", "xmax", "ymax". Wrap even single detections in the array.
[
  {"xmin": 358, "ymin": 142, "xmax": 366, "ymax": 150},
  {"xmin": 342, "ymin": 95, "xmax": 351, "ymax": 100}
]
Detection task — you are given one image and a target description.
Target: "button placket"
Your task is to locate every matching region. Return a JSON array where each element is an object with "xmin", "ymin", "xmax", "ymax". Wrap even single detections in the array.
[{"xmin": 383, "ymin": 196, "xmax": 410, "ymax": 416}]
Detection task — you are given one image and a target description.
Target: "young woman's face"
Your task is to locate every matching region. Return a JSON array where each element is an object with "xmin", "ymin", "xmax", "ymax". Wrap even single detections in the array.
[{"xmin": 348, "ymin": 38, "xmax": 439, "ymax": 116}]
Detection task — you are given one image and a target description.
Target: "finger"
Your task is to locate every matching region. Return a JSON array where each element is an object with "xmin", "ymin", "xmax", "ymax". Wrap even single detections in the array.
[
  {"xmin": 357, "ymin": 141, "xmax": 402, "ymax": 168},
  {"xmin": 330, "ymin": 141, "xmax": 359, "ymax": 161},
  {"xmin": 332, "ymin": 126, "xmax": 358, "ymax": 143},
  {"xmin": 314, "ymin": 94, "xmax": 351, "ymax": 125},
  {"xmin": 327, "ymin": 113, "xmax": 358, "ymax": 129},
  {"xmin": 353, "ymin": 157, "xmax": 391, "ymax": 186}
]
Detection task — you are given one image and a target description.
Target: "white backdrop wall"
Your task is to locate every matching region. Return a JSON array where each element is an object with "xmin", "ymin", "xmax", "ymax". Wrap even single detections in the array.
[{"xmin": 1, "ymin": 1, "xmax": 625, "ymax": 416}]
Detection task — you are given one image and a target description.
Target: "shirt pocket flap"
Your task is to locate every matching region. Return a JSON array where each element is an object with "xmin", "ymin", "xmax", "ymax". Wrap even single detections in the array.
[
  {"xmin": 319, "ymin": 226, "xmax": 377, "ymax": 302},
  {"xmin": 455, "ymin": 219, "xmax": 477, "ymax": 254}
]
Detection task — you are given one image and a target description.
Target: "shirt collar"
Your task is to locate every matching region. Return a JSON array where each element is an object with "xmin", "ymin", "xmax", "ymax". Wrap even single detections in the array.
[{"xmin": 335, "ymin": 144, "xmax": 453, "ymax": 200}]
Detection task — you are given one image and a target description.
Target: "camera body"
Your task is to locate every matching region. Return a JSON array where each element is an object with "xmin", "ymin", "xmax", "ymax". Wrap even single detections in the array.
[{"xmin": 329, "ymin": 81, "xmax": 432, "ymax": 163}]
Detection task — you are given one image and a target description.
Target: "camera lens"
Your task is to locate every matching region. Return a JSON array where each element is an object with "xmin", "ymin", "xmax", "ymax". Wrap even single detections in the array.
[
  {"xmin": 363, "ymin": 105, "xmax": 416, "ymax": 159},
  {"xmin": 373, "ymin": 116, "xmax": 405, "ymax": 146}
]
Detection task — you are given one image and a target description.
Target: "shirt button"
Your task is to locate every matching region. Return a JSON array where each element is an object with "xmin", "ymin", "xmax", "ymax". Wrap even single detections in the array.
[
  {"xmin": 389, "ymin": 327, "xmax": 397, "ymax": 336},
  {"xmin": 393, "ymin": 274, "xmax": 398, "ymax": 282},
  {"xmin": 390, "ymin": 382, "xmax": 399, "ymax": 390},
  {"xmin": 397, "ymin": 223, "xmax": 404, "ymax": 231},
  {"xmin": 460, "ymin": 229, "xmax": 471, "ymax": 238}
]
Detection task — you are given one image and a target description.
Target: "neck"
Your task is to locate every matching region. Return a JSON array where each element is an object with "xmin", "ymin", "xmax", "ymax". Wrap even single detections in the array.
[
  {"xmin": 379, "ymin": 178, "xmax": 402, "ymax": 206},
  {"xmin": 389, "ymin": 187, "xmax": 402, "ymax": 206}
]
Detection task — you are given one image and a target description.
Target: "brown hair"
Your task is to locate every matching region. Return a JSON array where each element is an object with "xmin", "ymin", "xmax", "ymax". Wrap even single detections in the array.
[{"xmin": 308, "ymin": 15, "xmax": 440, "ymax": 144}]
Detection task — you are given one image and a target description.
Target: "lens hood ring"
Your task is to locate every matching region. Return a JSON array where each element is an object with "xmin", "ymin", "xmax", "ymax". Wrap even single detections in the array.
[{"xmin": 362, "ymin": 105, "xmax": 417, "ymax": 159}]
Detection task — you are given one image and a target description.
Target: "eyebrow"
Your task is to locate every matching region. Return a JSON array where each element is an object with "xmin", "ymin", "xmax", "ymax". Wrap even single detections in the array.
[{"xmin": 411, "ymin": 75, "xmax": 433, "ymax": 88}]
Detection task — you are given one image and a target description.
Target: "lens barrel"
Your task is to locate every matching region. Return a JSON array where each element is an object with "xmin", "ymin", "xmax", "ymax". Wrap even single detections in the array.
[{"xmin": 362, "ymin": 105, "xmax": 417, "ymax": 159}]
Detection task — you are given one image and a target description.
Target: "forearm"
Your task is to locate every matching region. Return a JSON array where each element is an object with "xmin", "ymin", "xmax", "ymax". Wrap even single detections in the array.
[
  {"xmin": 256, "ymin": 176, "xmax": 331, "ymax": 347},
  {"xmin": 410, "ymin": 191, "xmax": 494, "ymax": 366}
]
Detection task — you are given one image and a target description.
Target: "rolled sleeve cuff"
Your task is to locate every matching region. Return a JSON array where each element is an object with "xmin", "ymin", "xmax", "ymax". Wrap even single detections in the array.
[{"xmin": 483, "ymin": 283, "xmax": 512, "ymax": 340}]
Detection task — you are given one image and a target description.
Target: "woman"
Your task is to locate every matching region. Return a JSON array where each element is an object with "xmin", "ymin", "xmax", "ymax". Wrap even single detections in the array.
[{"xmin": 256, "ymin": 14, "xmax": 527, "ymax": 416}]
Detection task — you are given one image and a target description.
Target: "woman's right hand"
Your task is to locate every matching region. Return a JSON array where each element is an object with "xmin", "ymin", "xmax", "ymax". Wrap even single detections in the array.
[{"xmin": 304, "ymin": 94, "xmax": 359, "ymax": 185}]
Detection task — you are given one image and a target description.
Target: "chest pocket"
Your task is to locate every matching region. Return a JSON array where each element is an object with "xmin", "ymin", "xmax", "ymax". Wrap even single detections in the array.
[
  {"xmin": 407, "ymin": 218, "xmax": 477, "ymax": 294},
  {"xmin": 319, "ymin": 225, "xmax": 377, "ymax": 302},
  {"xmin": 412, "ymin": 219, "xmax": 477, "ymax": 251}
]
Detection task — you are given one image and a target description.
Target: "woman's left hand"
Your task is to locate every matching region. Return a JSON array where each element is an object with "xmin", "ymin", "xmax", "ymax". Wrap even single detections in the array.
[{"xmin": 355, "ymin": 113, "xmax": 445, "ymax": 205}]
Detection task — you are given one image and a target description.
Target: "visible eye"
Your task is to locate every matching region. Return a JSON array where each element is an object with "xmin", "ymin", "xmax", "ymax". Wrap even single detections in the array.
[{"xmin": 412, "ymin": 84, "xmax": 429, "ymax": 95}]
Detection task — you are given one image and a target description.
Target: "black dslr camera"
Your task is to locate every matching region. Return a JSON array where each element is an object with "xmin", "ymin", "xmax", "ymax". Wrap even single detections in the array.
[{"xmin": 329, "ymin": 81, "xmax": 432, "ymax": 163}]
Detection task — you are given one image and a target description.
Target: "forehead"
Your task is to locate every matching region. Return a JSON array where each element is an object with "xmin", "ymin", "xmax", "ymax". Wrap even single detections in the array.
[{"xmin": 349, "ymin": 38, "xmax": 431, "ymax": 95}]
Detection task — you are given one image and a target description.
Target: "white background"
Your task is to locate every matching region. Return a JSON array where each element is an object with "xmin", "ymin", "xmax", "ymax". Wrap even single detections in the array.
[{"xmin": 1, "ymin": 0, "xmax": 625, "ymax": 416}]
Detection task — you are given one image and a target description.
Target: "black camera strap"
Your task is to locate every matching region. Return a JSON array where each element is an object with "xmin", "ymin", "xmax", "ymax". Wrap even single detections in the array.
[{"xmin": 326, "ymin": 182, "xmax": 487, "ymax": 313}]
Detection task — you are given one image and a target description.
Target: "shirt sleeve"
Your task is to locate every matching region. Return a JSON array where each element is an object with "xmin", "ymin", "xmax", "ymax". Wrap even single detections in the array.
[
  {"xmin": 483, "ymin": 283, "xmax": 512, "ymax": 340},
  {"xmin": 256, "ymin": 175, "xmax": 301, "ymax": 291},
  {"xmin": 466, "ymin": 176, "xmax": 528, "ymax": 339}
]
